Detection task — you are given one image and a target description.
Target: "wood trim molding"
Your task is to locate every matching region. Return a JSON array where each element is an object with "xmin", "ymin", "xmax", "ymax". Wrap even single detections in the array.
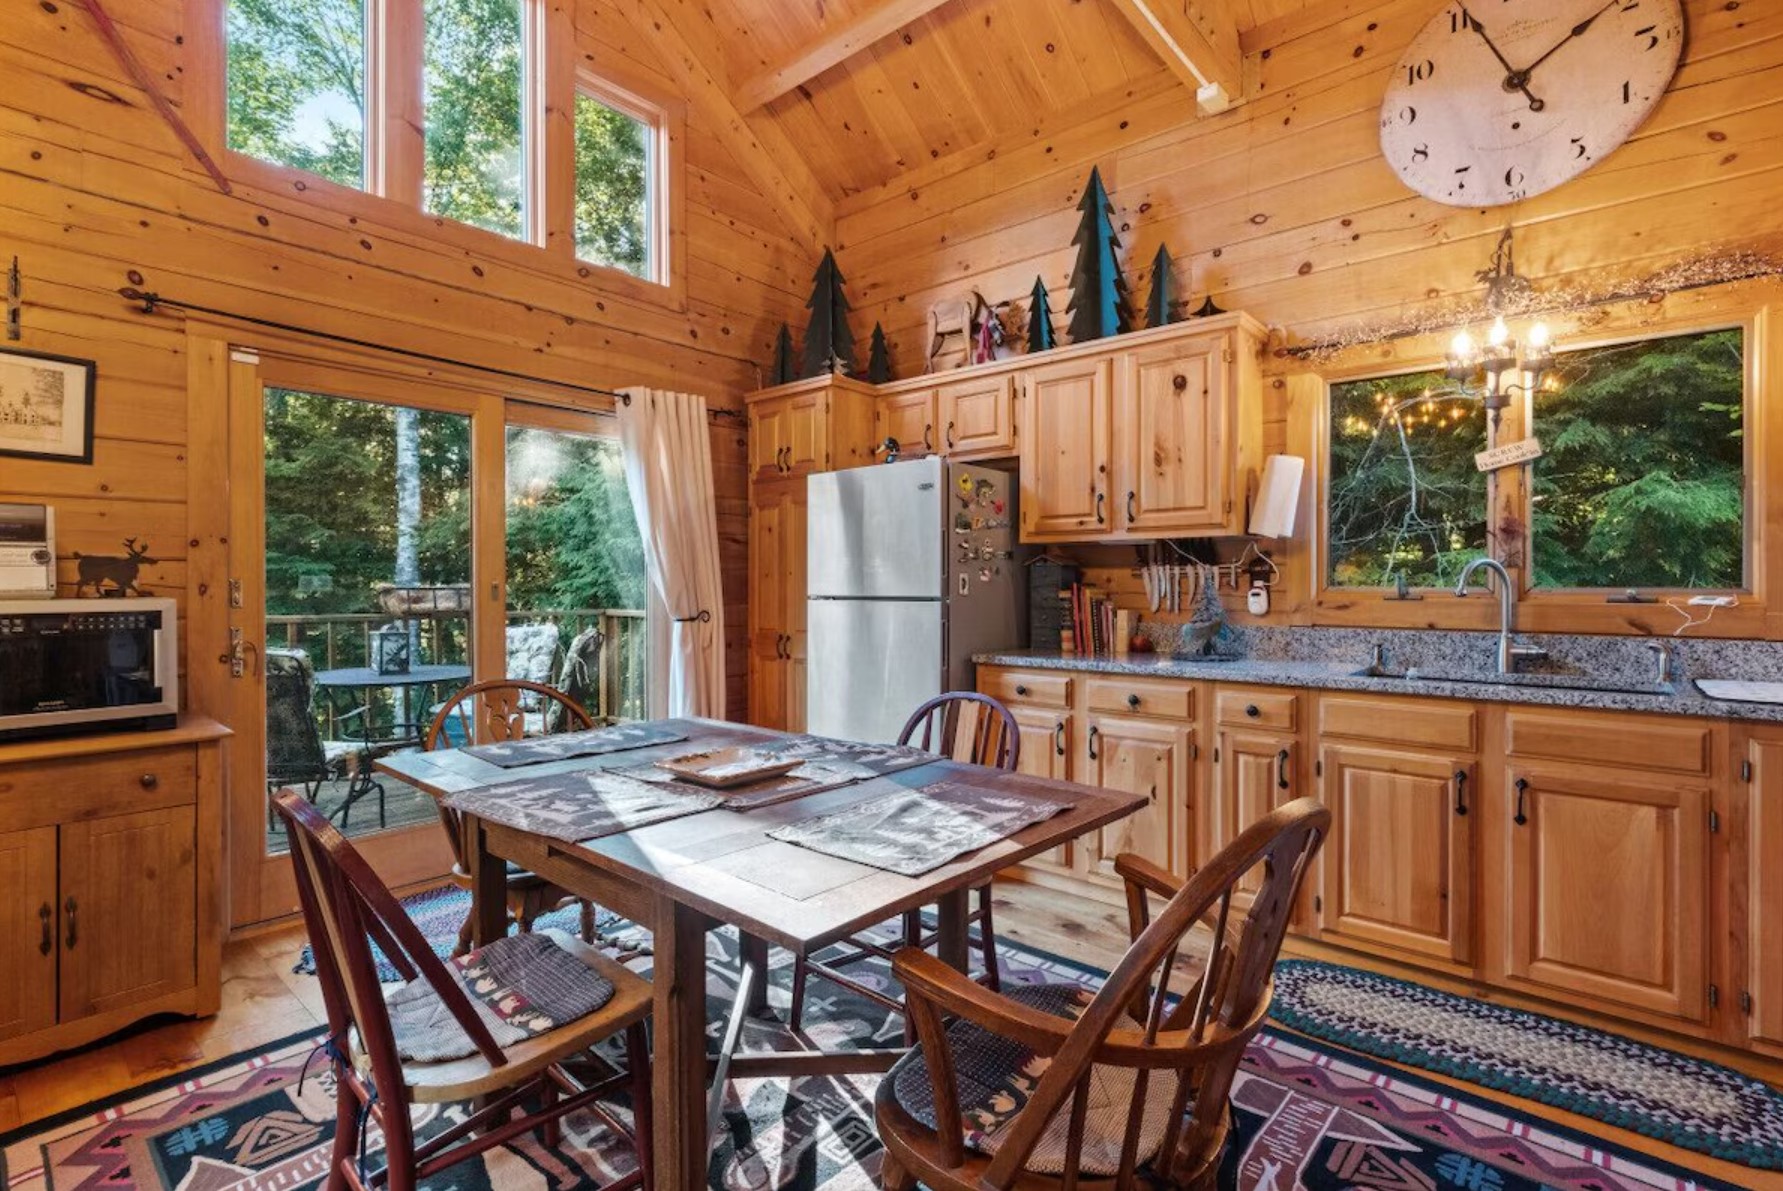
[
  {"xmin": 731, "ymin": 0, "xmax": 957, "ymax": 113},
  {"xmin": 623, "ymin": 0, "xmax": 834, "ymax": 256},
  {"xmin": 1106, "ymin": 0, "xmax": 1246, "ymax": 116}
]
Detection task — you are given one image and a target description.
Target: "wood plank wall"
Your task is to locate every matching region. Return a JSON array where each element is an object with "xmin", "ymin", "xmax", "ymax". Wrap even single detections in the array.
[
  {"xmin": 0, "ymin": 0, "xmax": 812, "ymax": 718},
  {"xmin": 834, "ymin": 0, "xmax": 1783, "ymax": 379}
]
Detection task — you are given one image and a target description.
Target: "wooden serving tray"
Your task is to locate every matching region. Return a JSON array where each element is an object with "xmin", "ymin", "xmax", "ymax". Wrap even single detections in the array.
[{"xmin": 656, "ymin": 747, "xmax": 802, "ymax": 788}]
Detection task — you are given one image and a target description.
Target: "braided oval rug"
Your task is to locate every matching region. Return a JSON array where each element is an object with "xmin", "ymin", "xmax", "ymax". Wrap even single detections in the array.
[{"xmin": 1270, "ymin": 959, "xmax": 1783, "ymax": 1171}]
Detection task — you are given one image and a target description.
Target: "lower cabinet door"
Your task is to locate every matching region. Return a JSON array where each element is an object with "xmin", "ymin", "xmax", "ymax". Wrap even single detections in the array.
[
  {"xmin": 1320, "ymin": 745, "xmax": 1473, "ymax": 964},
  {"xmin": 1011, "ymin": 706, "xmax": 1075, "ymax": 872},
  {"xmin": 1080, "ymin": 715, "xmax": 1189, "ymax": 885},
  {"xmin": 59, "ymin": 807, "xmax": 198, "ymax": 1022},
  {"xmin": 1209, "ymin": 730, "xmax": 1309, "ymax": 923},
  {"xmin": 0, "ymin": 826, "xmax": 58, "ymax": 1042},
  {"xmin": 1750, "ymin": 736, "xmax": 1783, "ymax": 1048},
  {"xmin": 1498, "ymin": 766, "xmax": 1709, "ymax": 1023}
]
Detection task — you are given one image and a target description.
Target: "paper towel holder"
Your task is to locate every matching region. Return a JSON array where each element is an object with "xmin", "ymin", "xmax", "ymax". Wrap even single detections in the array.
[{"xmin": 1247, "ymin": 454, "xmax": 1304, "ymax": 539}]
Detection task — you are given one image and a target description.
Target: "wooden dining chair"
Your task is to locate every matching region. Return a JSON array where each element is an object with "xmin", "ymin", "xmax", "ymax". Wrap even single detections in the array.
[
  {"xmin": 425, "ymin": 679, "xmax": 600, "ymax": 955},
  {"xmin": 875, "ymin": 797, "xmax": 1330, "ymax": 1191},
  {"xmin": 274, "ymin": 790, "xmax": 653, "ymax": 1191},
  {"xmin": 788, "ymin": 692, "xmax": 1020, "ymax": 1032}
]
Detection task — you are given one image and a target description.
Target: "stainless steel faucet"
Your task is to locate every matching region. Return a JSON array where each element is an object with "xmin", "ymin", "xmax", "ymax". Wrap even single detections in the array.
[
  {"xmin": 1644, "ymin": 640, "xmax": 1675, "ymax": 685},
  {"xmin": 1455, "ymin": 557, "xmax": 1548, "ymax": 675}
]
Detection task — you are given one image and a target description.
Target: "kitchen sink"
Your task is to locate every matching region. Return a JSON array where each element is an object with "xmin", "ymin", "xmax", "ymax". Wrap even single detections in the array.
[{"xmin": 1348, "ymin": 667, "xmax": 1675, "ymax": 698}]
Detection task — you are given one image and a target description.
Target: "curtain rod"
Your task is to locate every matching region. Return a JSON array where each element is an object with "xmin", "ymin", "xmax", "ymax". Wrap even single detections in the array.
[{"xmin": 116, "ymin": 286, "xmax": 750, "ymax": 423}]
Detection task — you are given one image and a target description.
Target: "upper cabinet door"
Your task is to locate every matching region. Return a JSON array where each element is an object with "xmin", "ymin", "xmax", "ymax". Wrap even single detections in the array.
[
  {"xmin": 1019, "ymin": 357, "xmax": 1113, "ymax": 540},
  {"xmin": 939, "ymin": 374, "xmax": 1016, "ymax": 460},
  {"xmin": 878, "ymin": 389, "xmax": 938, "ymax": 457},
  {"xmin": 1119, "ymin": 334, "xmax": 1231, "ymax": 535},
  {"xmin": 782, "ymin": 390, "xmax": 829, "ymax": 475},
  {"xmin": 751, "ymin": 398, "xmax": 789, "ymax": 479}
]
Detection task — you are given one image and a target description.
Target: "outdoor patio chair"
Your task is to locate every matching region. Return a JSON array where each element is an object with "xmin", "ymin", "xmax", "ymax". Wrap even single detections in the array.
[{"xmin": 265, "ymin": 647, "xmax": 380, "ymax": 830}]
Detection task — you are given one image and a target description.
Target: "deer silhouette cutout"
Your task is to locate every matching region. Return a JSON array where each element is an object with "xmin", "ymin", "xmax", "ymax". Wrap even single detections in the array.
[{"xmin": 73, "ymin": 538, "xmax": 157, "ymax": 597}]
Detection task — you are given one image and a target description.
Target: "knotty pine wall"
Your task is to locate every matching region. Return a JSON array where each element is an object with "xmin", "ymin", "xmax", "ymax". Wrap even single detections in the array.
[{"xmin": 0, "ymin": 0, "xmax": 814, "ymax": 718}]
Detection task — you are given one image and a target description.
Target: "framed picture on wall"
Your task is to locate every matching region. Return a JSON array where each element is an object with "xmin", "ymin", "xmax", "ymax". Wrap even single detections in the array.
[{"xmin": 0, "ymin": 347, "xmax": 96, "ymax": 464}]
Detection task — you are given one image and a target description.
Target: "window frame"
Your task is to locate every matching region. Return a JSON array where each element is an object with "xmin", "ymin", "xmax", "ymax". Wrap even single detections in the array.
[
  {"xmin": 193, "ymin": 0, "xmax": 687, "ymax": 310},
  {"xmin": 1297, "ymin": 285, "xmax": 1780, "ymax": 639},
  {"xmin": 570, "ymin": 72, "xmax": 668, "ymax": 286}
]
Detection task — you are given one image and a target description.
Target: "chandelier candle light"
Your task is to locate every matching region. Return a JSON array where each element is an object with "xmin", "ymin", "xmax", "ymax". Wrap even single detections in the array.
[{"xmin": 1445, "ymin": 315, "xmax": 1554, "ymax": 433}]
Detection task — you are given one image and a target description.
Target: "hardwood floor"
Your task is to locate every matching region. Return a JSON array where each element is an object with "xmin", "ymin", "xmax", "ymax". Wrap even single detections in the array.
[{"xmin": 0, "ymin": 881, "xmax": 1766, "ymax": 1187}]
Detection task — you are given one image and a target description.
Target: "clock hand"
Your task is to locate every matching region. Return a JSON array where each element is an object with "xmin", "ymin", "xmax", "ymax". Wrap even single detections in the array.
[
  {"xmin": 1465, "ymin": 10, "xmax": 1546, "ymax": 112},
  {"xmin": 1520, "ymin": 0, "xmax": 1619, "ymax": 79}
]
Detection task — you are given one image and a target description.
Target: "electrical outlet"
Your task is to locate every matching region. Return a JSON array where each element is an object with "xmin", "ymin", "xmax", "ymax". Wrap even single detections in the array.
[{"xmin": 1688, "ymin": 595, "xmax": 1738, "ymax": 607}]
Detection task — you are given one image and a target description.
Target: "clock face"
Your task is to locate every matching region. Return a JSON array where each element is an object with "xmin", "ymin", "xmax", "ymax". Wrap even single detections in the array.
[{"xmin": 1381, "ymin": 0, "xmax": 1684, "ymax": 207}]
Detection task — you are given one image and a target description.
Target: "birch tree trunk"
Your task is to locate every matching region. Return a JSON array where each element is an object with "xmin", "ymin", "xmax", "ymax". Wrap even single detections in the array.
[{"xmin": 394, "ymin": 407, "xmax": 422, "ymax": 723}]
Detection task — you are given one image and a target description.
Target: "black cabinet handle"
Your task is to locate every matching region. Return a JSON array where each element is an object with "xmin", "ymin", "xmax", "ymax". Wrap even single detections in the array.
[
  {"xmin": 923, "ymin": 423, "xmax": 934, "ymax": 452},
  {"xmin": 1088, "ymin": 725, "xmax": 1100, "ymax": 761},
  {"xmin": 1245, "ymin": 704, "xmax": 1260, "ymax": 718},
  {"xmin": 1276, "ymin": 749, "xmax": 1290, "ymax": 791},
  {"xmin": 1015, "ymin": 684, "xmax": 1030, "ymax": 697},
  {"xmin": 1053, "ymin": 722, "xmax": 1066, "ymax": 756},
  {"xmin": 1148, "ymin": 784, "xmax": 1157, "ymax": 804},
  {"xmin": 1127, "ymin": 693, "xmax": 1141, "ymax": 709},
  {"xmin": 1127, "ymin": 491, "xmax": 1137, "ymax": 522},
  {"xmin": 1095, "ymin": 491, "xmax": 1106, "ymax": 524},
  {"xmin": 1454, "ymin": 769, "xmax": 1469, "ymax": 816},
  {"xmin": 39, "ymin": 902, "xmax": 51, "ymax": 957},
  {"xmin": 141, "ymin": 773, "xmax": 159, "ymax": 790},
  {"xmin": 945, "ymin": 421, "xmax": 956, "ymax": 449},
  {"xmin": 64, "ymin": 896, "xmax": 77, "ymax": 949},
  {"xmin": 1514, "ymin": 777, "xmax": 1530, "ymax": 826}
]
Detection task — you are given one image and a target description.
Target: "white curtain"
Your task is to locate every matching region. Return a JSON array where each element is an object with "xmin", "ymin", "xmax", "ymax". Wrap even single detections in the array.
[{"xmin": 617, "ymin": 387, "xmax": 727, "ymax": 719}]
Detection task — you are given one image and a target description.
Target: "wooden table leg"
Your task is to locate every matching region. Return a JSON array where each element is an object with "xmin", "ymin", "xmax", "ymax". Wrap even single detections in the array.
[
  {"xmin": 651, "ymin": 893, "xmax": 712, "ymax": 1187},
  {"xmin": 738, "ymin": 931, "xmax": 770, "ymax": 1014},
  {"xmin": 468, "ymin": 814, "xmax": 506, "ymax": 948},
  {"xmin": 935, "ymin": 887, "xmax": 970, "ymax": 972}
]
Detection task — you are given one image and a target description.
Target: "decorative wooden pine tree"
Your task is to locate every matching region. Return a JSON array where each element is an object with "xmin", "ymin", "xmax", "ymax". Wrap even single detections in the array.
[
  {"xmin": 771, "ymin": 323, "xmax": 797, "ymax": 385},
  {"xmin": 1027, "ymin": 276, "xmax": 1057, "ymax": 352},
  {"xmin": 1145, "ymin": 244, "xmax": 1180, "ymax": 328},
  {"xmin": 866, "ymin": 322, "xmax": 891, "ymax": 383},
  {"xmin": 1065, "ymin": 166, "xmax": 1131, "ymax": 343},
  {"xmin": 801, "ymin": 248, "xmax": 856, "ymax": 378}
]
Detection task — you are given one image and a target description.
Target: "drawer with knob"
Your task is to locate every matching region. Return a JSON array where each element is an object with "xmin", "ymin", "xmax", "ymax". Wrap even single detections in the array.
[
  {"xmin": 1084, "ymin": 676, "xmax": 1194, "ymax": 720},
  {"xmin": 0, "ymin": 747, "xmax": 198, "ymax": 831},
  {"xmin": 980, "ymin": 669, "xmax": 1073, "ymax": 709},
  {"xmin": 1215, "ymin": 688, "xmax": 1299, "ymax": 731}
]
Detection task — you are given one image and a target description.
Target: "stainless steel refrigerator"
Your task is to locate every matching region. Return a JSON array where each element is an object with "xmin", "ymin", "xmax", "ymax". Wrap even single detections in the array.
[{"xmin": 806, "ymin": 455, "xmax": 1023, "ymax": 743}]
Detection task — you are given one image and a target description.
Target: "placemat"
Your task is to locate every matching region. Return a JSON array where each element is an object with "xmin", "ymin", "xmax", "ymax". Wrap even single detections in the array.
[
  {"xmin": 756, "ymin": 735, "xmax": 938, "ymax": 780},
  {"xmin": 768, "ymin": 781, "xmax": 1072, "ymax": 876},
  {"xmin": 441, "ymin": 769, "xmax": 721, "ymax": 843},
  {"xmin": 463, "ymin": 722, "xmax": 689, "ymax": 767}
]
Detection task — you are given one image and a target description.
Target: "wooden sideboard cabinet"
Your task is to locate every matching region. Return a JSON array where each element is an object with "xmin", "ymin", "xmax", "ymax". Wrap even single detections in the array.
[{"xmin": 0, "ymin": 719, "xmax": 228, "ymax": 1066}]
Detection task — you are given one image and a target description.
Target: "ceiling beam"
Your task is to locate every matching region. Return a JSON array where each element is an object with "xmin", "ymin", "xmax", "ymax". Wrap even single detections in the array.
[
  {"xmin": 733, "ymin": 0, "xmax": 958, "ymax": 112},
  {"xmin": 624, "ymin": 0, "xmax": 834, "ymax": 256},
  {"xmin": 1106, "ymin": 0, "xmax": 1245, "ymax": 117}
]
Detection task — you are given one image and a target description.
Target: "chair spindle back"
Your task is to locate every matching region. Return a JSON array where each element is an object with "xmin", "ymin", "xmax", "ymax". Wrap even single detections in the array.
[{"xmin": 898, "ymin": 692, "xmax": 1021, "ymax": 771}]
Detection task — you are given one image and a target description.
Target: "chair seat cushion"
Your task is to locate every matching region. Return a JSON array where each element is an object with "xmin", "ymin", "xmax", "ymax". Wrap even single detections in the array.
[
  {"xmin": 888, "ymin": 982, "xmax": 1178, "ymax": 1176},
  {"xmin": 383, "ymin": 930, "xmax": 614, "ymax": 1063}
]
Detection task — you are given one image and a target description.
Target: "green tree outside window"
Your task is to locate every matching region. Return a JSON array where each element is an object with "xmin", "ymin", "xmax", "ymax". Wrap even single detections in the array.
[{"xmin": 574, "ymin": 92, "xmax": 650, "ymax": 278}]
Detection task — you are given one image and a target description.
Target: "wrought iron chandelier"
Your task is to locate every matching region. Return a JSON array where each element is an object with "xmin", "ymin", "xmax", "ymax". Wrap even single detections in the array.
[{"xmin": 1442, "ymin": 228, "xmax": 1555, "ymax": 428}]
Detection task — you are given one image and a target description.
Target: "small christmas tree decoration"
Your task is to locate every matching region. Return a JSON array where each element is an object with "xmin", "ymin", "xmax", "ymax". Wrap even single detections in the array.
[
  {"xmin": 1145, "ymin": 244, "xmax": 1180, "ymax": 328},
  {"xmin": 1192, "ymin": 294, "xmax": 1226, "ymax": 319},
  {"xmin": 1066, "ymin": 167, "xmax": 1131, "ymax": 343},
  {"xmin": 801, "ymin": 248, "xmax": 856, "ymax": 378},
  {"xmin": 1027, "ymin": 276, "xmax": 1057, "ymax": 352},
  {"xmin": 866, "ymin": 322, "xmax": 892, "ymax": 383},
  {"xmin": 771, "ymin": 323, "xmax": 797, "ymax": 385}
]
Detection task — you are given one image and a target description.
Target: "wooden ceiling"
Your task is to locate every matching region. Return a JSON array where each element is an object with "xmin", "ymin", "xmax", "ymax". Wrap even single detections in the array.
[{"xmin": 697, "ymin": 0, "xmax": 1320, "ymax": 203}]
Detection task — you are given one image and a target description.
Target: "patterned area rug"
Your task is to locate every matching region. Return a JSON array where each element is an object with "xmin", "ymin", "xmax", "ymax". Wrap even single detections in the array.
[
  {"xmin": 1272, "ymin": 959, "xmax": 1783, "ymax": 1171},
  {"xmin": 3, "ymin": 928, "xmax": 1748, "ymax": 1191}
]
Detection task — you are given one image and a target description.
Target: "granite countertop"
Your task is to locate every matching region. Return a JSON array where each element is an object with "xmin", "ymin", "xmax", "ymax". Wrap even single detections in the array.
[{"xmin": 973, "ymin": 649, "xmax": 1783, "ymax": 724}]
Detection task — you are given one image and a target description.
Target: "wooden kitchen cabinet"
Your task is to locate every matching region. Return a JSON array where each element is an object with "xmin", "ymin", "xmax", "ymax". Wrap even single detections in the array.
[
  {"xmin": 876, "ymin": 388, "xmax": 937, "ymax": 457},
  {"xmin": 1080, "ymin": 713, "xmax": 1192, "ymax": 886},
  {"xmin": 59, "ymin": 807, "xmax": 197, "ymax": 1021},
  {"xmin": 751, "ymin": 388, "xmax": 826, "ymax": 479},
  {"xmin": 0, "ymin": 826, "xmax": 57, "ymax": 1043},
  {"xmin": 1117, "ymin": 333, "xmax": 1240, "ymax": 536},
  {"xmin": 1319, "ymin": 745, "xmax": 1474, "ymax": 965},
  {"xmin": 1743, "ymin": 733, "xmax": 1783, "ymax": 1051},
  {"xmin": 939, "ymin": 373, "xmax": 1016, "ymax": 459},
  {"xmin": 1494, "ymin": 763, "xmax": 1710, "ymax": 1023},
  {"xmin": 1019, "ymin": 355, "xmax": 1113, "ymax": 541},
  {"xmin": 748, "ymin": 481, "xmax": 808, "ymax": 732}
]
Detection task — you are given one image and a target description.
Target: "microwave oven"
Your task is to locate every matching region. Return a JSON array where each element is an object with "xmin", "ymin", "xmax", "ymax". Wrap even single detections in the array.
[{"xmin": 0, "ymin": 597, "xmax": 179, "ymax": 741}]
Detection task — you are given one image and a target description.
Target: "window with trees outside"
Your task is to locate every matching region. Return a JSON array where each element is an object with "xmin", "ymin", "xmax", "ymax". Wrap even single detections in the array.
[
  {"xmin": 574, "ymin": 87, "xmax": 653, "ymax": 279},
  {"xmin": 225, "ymin": 0, "xmax": 367, "ymax": 189},
  {"xmin": 424, "ymin": 0, "xmax": 527, "ymax": 241},
  {"xmin": 1326, "ymin": 326, "xmax": 1747, "ymax": 593}
]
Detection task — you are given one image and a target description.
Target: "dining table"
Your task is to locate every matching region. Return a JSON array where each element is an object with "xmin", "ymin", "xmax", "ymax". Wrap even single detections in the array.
[{"xmin": 377, "ymin": 716, "xmax": 1145, "ymax": 1188}]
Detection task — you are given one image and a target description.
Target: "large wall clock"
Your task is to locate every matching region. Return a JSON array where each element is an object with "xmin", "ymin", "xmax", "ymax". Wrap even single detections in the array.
[{"xmin": 1381, "ymin": 0, "xmax": 1684, "ymax": 207}]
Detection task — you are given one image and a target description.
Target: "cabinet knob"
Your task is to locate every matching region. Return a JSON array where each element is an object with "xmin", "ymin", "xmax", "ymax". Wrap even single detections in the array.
[
  {"xmin": 1015, "ymin": 684, "xmax": 1030, "ymax": 696},
  {"xmin": 140, "ymin": 773, "xmax": 159, "ymax": 790},
  {"xmin": 1245, "ymin": 704, "xmax": 1260, "ymax": 718},
  {"xmin": 1126, "ymin": 693, "xmax": 1141, "ymax": 709},
  {"xmin": 1172, "ymin": 374, "xmax": 1188, "ymax": 391}
]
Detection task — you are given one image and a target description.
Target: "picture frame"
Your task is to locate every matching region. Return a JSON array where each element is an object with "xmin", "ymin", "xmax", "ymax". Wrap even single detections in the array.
[{"xmin": 0, "ymin": 347, "xmax": 96, "ymax": 464}]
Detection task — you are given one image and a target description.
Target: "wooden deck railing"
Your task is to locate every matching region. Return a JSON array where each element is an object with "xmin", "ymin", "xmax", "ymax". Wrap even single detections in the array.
[{"xmin": 265, "ymin": 607, "xmax": 648, "ymax": 730}]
